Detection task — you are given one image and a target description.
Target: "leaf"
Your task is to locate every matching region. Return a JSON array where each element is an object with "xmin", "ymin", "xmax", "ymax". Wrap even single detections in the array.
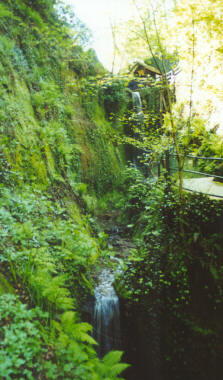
[
  {"xmin": 107, "ymin": 363, "xmax": 130, "ymax": 377},
  {"xmin": 0, "ymin": 5, "xmax": 13, "ymax": 18},
  {"xmin": 210, "ymin": 265, "xmax": 218, "ymax": 280},
  {"xmin": 102, "ymin": 350, "xmax": 123, "ymax": 366},
  {"xmin": 81, "ymin": 273, "xmax": 94, "ymax": 291}
]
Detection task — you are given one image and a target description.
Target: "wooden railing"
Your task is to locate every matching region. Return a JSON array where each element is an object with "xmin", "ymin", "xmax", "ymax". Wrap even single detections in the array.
[{"xmin": 148, "ymin": 150, "xmax": 223, "ymax": 198}]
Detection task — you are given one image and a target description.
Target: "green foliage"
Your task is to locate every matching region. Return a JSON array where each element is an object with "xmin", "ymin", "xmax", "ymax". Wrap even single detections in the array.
[
  {"xmin": 0, "ymin": 185, "xmax": 100, "ymax": 312},
  {"xmin": 195, "ymin": 131, "xmax": 223, "ymax": 178},
  {"xmin": 0, "ymin": 274, "xmax": 15, "ymax": 295},
  {"xmin": 140, "ymin": 85, "xmax": 162, "ymax": 131},
  {"xmin": 69, "ymin": 47, "xmax": 105, "ymax": 77},
  {"xmin": 0, "ymin": 1, "xmax": 128, "ymax": 378},
  {"xmin": 0, "ymin": 294, "xmax": 48, "ymax": 379},
  {"xmin": 96, "ymin": 351, "xmax": 129, "ymax": 379},
  {"xmin": 98, "ymin": 78, "xmax": 128, "ymax": 118},
  {"xmin": 178, "ymin": 117, "xmax": 223, "ymax": 179},
  {"xmin": 19, "ymin": 0, "xmax": 56, "ymax": 19},
  {"xmin": 0, "ymin": 0, "xmax": 123, "ymax": 194},
  {"xmin": 117, "ymin": 166, "xmax": 223, "ymax": 306},
  {"xmin": 115, "ymin": 165, "xmax": 223, "ymax": 378},
  {"xmin": 49, "ymin": 311, "xmax": 98, "ymax": 379},
  {"xmin": 0, "ymin": 294, "xmax": 127, "ymax": 379},
  {"xmin": 50, "ymin": 310, "xmax": 128, "ymax": 380},
  {"xmin": 79, "ymin": 77, "xmax": 100, "ymax": 119},
  {"xmin": 145, "ymin": 55, "xmax": 178, "ymax": 74},
  {"xmin": 115, "ymin": 165, "xmax": 151, "ymax": 222}
]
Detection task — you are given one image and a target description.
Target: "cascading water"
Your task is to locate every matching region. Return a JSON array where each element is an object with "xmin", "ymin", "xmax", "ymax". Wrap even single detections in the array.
[
  {"xmin": 132, "ymin": 91, "xmax": 144, "ymax": 167},
  {"xmin": 93, "ymin": 268, "xmax": 121, "ymax": 357},
  {"xmin": 132, "ymin": 91, "xmax": 144, "ymax": 125}
]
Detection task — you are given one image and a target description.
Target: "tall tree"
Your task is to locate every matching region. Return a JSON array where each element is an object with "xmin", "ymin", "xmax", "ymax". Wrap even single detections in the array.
[{"xmin": 172, "ymin": 0, "xmax": 223, "ymax": 133}]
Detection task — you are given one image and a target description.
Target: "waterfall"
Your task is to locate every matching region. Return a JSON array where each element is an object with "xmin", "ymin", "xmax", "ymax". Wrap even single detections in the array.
[
  {"xmin": 132, "ymin": 91, "xmax": 142, "ymax": 113},
  {"xmin": 132, "ymin": 91, "xmax": 144, "ymax": 125},
  {"xmin": 131, "ymin": 91, "xmax": 144, "ymax": 167},
  {"xmin": 93, "ymin": 268, "xmax": 121, "ymax": 357}
]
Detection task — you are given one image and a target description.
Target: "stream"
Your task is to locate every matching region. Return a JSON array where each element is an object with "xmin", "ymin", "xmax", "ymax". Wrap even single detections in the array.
[
  {"xmin": 93, "ymin": 268, "xmax": 121, "ymax": 357},
  {"xmin": 91, "ymin": 213, "xmax": 161, "ymax": 380},
  {"xmin": 92, "ymin": 213, "xmax": 135, "ymax": 358}
]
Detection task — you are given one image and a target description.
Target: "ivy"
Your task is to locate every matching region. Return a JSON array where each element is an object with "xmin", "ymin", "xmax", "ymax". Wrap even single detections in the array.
[{"xmin": 113, "ymin": 165, "xmax": 223, "ymax": 379}]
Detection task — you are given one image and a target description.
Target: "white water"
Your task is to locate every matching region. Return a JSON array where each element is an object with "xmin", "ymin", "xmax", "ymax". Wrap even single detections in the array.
[
  {"xmin": 132, "ymin": 91, "xmax": 142, "ymax": 112},
  {"xmin": 93, "ymin": 268, "xmax": 121, "ymax": 357},
  {"xmin": 132, "ymin": 91, "xmax": 144, "ymax": 167},
  {"xmin": 132, "ymin": 91, "xmax": 144, "ymax": 125}
]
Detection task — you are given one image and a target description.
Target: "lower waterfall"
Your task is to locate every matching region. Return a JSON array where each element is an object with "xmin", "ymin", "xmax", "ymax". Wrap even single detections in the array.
[{"xmin": 93, "ymin": 268, "xmax": 121, "ymax": 357}]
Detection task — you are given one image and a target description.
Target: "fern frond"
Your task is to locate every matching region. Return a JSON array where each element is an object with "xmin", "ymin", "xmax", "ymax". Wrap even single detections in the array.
[
  {"xmin": 76, "ymin": 332, "xmax": 97, "ymax": 345},
  {"xmin": 74, "ymin": 322, "xmax": 93, "ymax": 334},
  {"xmin": 69, "ymin": 341, "xmax": 89, "ymax": 362},
  {"xmin": 42, "ymin": 275, "xmax": 74, "ymax": 310},
  {"xmin": 61, "ymin": 311, "xmax": 77, "ymax": 329},
  {"xmin": 107, "ymin": 363, "xmax": 130, "ymax": 377},
  {"xmin": 102, "ymin": 350, "xmax": 123, "ymax": 366},
  {"xmin": 57, "ymin": 332, "xmax": 70, "ymax": 348},
  {"xmin": 96, "ymin": 351, "xmax": 129, "ymax": 379}
]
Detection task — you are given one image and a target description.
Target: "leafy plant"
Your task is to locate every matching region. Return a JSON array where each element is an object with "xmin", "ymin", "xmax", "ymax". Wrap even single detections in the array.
[
  {"xmin": 98, "ymin": 78, "xmax": 128, "ymax": 118},
  {"xmin": 115, "ymin": 165, "xmax": 223, "ymax": 379},
  {"xmin": 0, "ymin": 294, "xmax": 48, "ymax": 379}
]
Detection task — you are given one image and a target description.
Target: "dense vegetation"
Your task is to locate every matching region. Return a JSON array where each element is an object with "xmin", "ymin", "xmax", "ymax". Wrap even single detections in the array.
[
  {"xmin": 0, "ymin": 1, "xmax": 223, "ymax": 380},
  {"xmin": 0, "ymin": 0, "xmax": 128, "ymax": 378},
  {"xmin": 113, "ymin": 167, "xmax": 223, "ymax": 379}
]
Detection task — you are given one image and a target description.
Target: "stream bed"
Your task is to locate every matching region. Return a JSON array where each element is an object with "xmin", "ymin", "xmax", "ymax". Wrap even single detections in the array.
[
  {"xmin": 92, "ymin": 213, "xmax": 135, "ymax": 358},
  {"xmin": 92, "ymin": 214, "xmax": 161, "ymax": 379}
]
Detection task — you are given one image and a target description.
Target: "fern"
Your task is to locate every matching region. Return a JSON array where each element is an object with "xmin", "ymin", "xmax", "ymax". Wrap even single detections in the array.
[
  {"xmin": 102, "ymin": 350, "xmax": 123, "ymax": 366},
  {"xmin": 29, "ymin": 270, "xmax": 74, "ymax": 311},
  {"xmin": 42, "ymin": 274, "xmax": 74, "ymax": 310},
  {"xmin": 61, "ymin": 311, "xmax": 97, "ymax": 345},
  {"xmin": 106, "ymin": 363, "xmax": 130, "ymax": 378},
  {"xmin": 96, "ymin": 351, "xmax": 130, "ymax": 379},
  {"xmin": 0, "ymin": 4, "xmax": 13, "ymax": 18}
]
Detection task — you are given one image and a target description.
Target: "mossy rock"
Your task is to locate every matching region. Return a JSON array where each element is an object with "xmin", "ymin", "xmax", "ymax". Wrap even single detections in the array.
[{"xmin": 0, "ymin": 273, "xmax": 15, "ymax": 295}]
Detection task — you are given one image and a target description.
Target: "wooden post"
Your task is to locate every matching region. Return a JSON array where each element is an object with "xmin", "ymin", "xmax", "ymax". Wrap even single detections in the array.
[
  {"xmin": 165, "ymin": 150, "xmax": 170, "ymax": 176},
  {"xmin": 158, "ymin": 161, "xmax": 161, "ymax": 177}
]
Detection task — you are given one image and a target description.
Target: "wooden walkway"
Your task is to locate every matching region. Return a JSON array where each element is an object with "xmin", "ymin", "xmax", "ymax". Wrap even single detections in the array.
[{"xmin": 183, "ymin": 177, "xmax": 223, "ymax": 200}]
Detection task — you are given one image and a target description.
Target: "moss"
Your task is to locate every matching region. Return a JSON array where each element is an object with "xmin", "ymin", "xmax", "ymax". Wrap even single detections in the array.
[
  {"xmin": 0, "ymin": 273, "xmax": 15, "ymax": 295},
  {"xmin": 44, "ymin": 143, "xmax": 57, "ymax": 179},
  {"xmin": 30, "ymin": 151, "xmax": 48, "ymax": 185},
  {"xmin": 0, "ymin": 1, "xmax": 125, "ymax": 196},
  {"xmin": 64, "ymin": 198, "xmax": 86, "ymax": 227}
]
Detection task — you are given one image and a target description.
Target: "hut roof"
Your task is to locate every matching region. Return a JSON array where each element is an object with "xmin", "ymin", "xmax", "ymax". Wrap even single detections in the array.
[{"xmin": 129, "ymin": 60, "xmax": 162, "ymax": 77}]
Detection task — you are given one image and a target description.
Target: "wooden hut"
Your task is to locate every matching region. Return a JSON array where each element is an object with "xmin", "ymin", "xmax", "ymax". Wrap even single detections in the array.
[{"xmin": 129, "ymin": 60, "xmax": 162, "ymax": 79}]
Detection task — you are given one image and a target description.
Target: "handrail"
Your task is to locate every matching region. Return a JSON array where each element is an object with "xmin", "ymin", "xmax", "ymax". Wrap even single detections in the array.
[
  {"xmin": 182, "ymin": 187, "xmax": 223, "ymax": 199},
  {"xmin": 170, "ymin": 167, "xmax": 223, "ymax": 181},
  {"xmin": 152, "ymin": 150, "xmax": 223, "ymax": 199},
  {"xmin": 170, "ymin": 152, "xmax": 223, "ymax": 161}
]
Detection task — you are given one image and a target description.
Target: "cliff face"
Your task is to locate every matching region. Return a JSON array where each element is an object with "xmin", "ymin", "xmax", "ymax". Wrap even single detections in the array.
[
  {"xmin": 0, "ymin": 4, "xmax": 129, "ymax": 377},
  {"xmin": 0, "ymin": 0, "xmax": 125, "ymax": 333},
  {"xmin": 0, "ymin": 0, "xmax": 123, "ymax": 195}
]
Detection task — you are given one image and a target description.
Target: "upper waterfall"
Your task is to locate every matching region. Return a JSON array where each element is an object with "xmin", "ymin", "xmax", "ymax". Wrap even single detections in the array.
[
  {"xmin": 132, "ymin": 91, "xmax": 142, "ymax": 113},
  {"xmin": 132, "ymin": 91, "xmax": 144, "ymax": 125}
]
